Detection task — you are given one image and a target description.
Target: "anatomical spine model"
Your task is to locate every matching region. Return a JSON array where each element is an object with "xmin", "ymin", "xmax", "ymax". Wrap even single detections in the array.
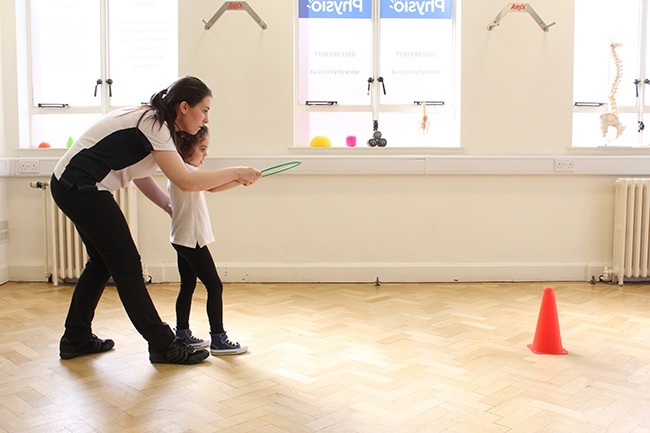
[
  {"xmin": 600, "ymin": 42, "xmax": 625, "ymax": 139},
  {"xmin": 419, "ymin": 102, "xmax": 430, "ymax": 135}
]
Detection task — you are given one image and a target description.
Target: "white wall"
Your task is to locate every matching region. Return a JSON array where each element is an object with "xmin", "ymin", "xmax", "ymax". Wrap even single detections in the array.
[
  {"xmin": 0, "ymin": 0, "xmax": 10, "ymax": 283},
  {"xmin": 0, "ymin": 0, "xmax": 641, "ymax": 283}
]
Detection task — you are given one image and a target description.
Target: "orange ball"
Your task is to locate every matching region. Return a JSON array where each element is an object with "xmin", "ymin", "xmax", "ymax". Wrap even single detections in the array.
[{"xmin": 38, "ymin": 141, "xmax": 51, "ymax": 148}]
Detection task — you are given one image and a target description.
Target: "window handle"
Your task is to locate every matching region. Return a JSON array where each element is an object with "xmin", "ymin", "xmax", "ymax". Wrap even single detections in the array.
[
  {"xmin": 106, "ymin": 79, "xmax": 113, "ymax": 97},
  {"xmin": 377, "ymin": 76, "xmax": 386, "ymax": 95},
  {"xmin": 367, "ymin": 77, "xmax": 374, "ymax": 95},
  {"xmin": 633, "ymin": 79, "xmax": 650, "ymax": 97},
  {"xmin": 94, "ymin": 79, "xmax": 103, "ymax": 97}
]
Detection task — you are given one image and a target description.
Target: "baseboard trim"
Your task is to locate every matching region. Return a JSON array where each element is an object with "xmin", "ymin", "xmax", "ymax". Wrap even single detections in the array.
[
  {"xmin": 144, "ymin": 261, "xmax": 607, "ymax": 284},
  {"xmin": 7, "ymin": 262, "xmax": 607, "ymax": 284},
  {"xmin": 0, "ymin": 265, "xmax": 10, "ymax": 284}
]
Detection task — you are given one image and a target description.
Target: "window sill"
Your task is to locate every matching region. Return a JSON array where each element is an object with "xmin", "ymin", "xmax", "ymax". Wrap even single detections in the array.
[
  {"xmin": 202, "ymin": 154, "xmax": 650, "ymax": 176},
  {"xmin": 289, "ymin": 145, "xmax": 464, "ymax": 155},
  {"xmin": 4, "ymin": 152, "xmax": 650, "ymax": 178}
]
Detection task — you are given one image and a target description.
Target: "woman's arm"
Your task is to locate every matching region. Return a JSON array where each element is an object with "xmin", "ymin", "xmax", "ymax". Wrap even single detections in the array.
[
  {"xmin": 132, "ymin": 176, "xmax": 173, "ymax": 216},
  {"xmin": 152, "ymin": 150, "xmax": 261, "ymax": 192}
]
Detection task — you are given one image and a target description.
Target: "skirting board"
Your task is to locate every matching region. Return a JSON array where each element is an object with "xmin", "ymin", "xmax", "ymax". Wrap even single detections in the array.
[
  {"xmin": 0, "ymin": 266, "xmax": 9, "ymax": 285},
  {"xmin": 8, "ymin": 262, "xmax": 608, "ymax": 284},
  {"xmin": 144, "ymin": 261, "xmax": 606, "ymax": 284}
]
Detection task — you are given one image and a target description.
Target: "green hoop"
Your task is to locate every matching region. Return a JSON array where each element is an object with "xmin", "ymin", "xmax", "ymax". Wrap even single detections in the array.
[{"xmin": 261, "ymin": 160, "xmax": 302, "ymax": 177}]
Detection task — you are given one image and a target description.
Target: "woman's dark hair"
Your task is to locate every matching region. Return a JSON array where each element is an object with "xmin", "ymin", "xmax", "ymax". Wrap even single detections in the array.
[
  {"xmin": 146, "ymin": 76, "xmax": 212, "ymax": 143},
  {"xmin": 176, "ymin": 126, "xmax": 209, "ymax": 163}
]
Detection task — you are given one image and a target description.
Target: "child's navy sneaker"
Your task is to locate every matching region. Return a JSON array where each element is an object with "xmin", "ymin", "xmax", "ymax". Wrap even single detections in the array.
[
  {"xmin": 175, "ymin": 328, "xmax": 209, "ymax": 349},
  {"xmin": 210, "ymin": 331, "xmax": 248, "ymax": 355}
]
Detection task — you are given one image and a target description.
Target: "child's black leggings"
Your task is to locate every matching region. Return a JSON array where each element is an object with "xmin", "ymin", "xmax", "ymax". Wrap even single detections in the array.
[{"xmin": 172, "ymin": 243, "xmax": 225, "ymax": 335}]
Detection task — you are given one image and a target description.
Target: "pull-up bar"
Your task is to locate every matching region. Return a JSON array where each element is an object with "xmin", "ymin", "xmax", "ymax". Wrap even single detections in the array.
[
  {"xmin": 202, "ymin": 2, "xmax": 267, "ymax": 30},
  {"xmin": 487, "ymin": 3, "xmax": 555, "ymax": 32}
]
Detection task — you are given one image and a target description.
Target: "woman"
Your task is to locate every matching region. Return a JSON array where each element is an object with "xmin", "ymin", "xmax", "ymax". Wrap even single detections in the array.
[{"xmin": 50, "ymin": 76, "xmax": 261, "ymax": 365}]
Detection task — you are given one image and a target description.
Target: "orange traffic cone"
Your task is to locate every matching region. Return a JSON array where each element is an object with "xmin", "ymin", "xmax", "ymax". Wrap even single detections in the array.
[{"xmin": 527, "ymin": 287, "xmax": 568, "ymax": 355}]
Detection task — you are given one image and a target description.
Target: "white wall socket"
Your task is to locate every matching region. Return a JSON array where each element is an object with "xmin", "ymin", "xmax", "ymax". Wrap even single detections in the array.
[
  {"xmin": 554, "ymin": 159, "xmax": 575, "ymax": 172},
  {"xmin": 17, "ymin": 159, "xmax": 40, "ymax": 174}
]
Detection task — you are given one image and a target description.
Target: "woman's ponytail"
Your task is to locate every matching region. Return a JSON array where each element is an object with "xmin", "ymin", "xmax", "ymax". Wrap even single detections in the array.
[
  {"xmin": 143, "ymin": 76, "xmax": 212, "ymax": 143},
  {"xmin": 148, "ymin": 88, "xmax": 171, "ymax": 127}
]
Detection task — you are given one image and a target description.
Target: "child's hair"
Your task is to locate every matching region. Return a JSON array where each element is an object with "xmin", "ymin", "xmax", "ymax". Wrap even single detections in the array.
[{"xmin": 176, "ymin": 126, "xmax": 209, "ymax": 163}]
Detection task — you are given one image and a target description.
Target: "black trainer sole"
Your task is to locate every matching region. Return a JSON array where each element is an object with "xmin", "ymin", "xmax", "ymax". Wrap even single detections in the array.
[
  {"xmin": 149, "ymin": 349, "xmax": 209, "ymax": 365},
  {"xmin": 59, "ymin": 339, "xmax": 115, "ymax": 359}
]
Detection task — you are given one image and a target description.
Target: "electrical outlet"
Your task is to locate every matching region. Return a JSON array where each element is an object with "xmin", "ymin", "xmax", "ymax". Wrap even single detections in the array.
[
  {"xmin": 17, "ymin": 159, "xmax": 40, "ymax": 174},
  {"xmin": 554, "ymin": 159, "xmax": 575, "ymax": 172}
]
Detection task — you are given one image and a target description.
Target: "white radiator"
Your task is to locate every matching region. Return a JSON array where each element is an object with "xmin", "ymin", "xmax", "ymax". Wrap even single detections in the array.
[
  {"xmin": 612, "ymin": 178, "xmax": 650, "ymax": 285},
  {"xmin": 33, "ymin": 181, "xmax": 139, "ymax": 286}
]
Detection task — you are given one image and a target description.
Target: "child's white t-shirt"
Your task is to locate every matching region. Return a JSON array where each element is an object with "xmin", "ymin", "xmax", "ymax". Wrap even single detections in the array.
[{"xmin": 168, "ymin": 163, "xmax": 215, "ymax": 248}]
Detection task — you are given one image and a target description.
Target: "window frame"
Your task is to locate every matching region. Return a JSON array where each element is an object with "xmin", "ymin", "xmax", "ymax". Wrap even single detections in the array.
[
  {"xmin": 294, "ymin": 0, "xmax": 458, "ymax": 149},
  {"xmin": 572, "ymin": 0, "xmax": 650, "ymax": 148},
  {"xmin": 20, "ymin": 0, "xmax": 178, "ymax": 149}
]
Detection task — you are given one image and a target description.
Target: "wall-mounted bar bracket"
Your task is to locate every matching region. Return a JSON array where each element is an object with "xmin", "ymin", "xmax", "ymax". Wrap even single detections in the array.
[
  {"xmin": 202, "ymin": 2, "xmax": 267, "ymax": 30},
  {"xmin": 487, "ymin": 3, "xmax": 555, "ymax": 32}
]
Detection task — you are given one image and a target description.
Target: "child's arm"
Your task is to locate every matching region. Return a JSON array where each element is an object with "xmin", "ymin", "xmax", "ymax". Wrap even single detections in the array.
[
  {"xmin": 208, "ymin": 180, "xmax": 242, "ymax": 193},
  {"xmin": 153, "ymin": 150, "xmax": 261, "ymax": 191}
]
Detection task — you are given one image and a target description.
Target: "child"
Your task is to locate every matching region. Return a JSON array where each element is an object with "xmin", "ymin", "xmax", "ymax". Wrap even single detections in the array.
[{"xmin": 168, "ymin": 126, "xmax": 248, "ymax": 355}]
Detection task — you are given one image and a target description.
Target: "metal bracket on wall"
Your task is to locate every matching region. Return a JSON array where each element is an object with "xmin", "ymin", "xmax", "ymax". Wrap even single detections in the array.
[
  {"xmin": 202, "ymin": 2, "xmax": 267, "ymax": 30},
  {"xmin": 487, "ymin": 3, "xmax": 555, "ymax": 32}
]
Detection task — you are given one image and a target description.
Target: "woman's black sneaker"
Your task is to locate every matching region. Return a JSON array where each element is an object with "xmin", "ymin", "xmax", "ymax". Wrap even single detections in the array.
[
  {"xmin": 149, "ymin": 338, "xmax": 209, "ymax": 365},
  {"xmin": 59, "ymin": 334, "xmax": 115, "ymax": 359}
]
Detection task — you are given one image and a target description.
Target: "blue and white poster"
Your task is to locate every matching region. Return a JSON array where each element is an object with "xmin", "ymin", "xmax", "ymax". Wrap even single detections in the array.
[
  {"xmin": 380, "ymin": 0, "xmax": 452, "ymax": 19},
  {"xmin": 299, "ymin": 0, "xmax": 372, "ymax": 19}
]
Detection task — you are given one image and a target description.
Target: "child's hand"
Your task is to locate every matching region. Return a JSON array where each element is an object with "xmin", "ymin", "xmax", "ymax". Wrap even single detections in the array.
[{"xmin": 236, "ymin": 167, "xmax": 262, "ymax": 186}]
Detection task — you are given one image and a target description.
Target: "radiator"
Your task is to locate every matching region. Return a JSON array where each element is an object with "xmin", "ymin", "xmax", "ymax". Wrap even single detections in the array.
[
  {"xmin": 32, "ymin": 181, "xmax": 139, "ymax": 286},
  {"xmin": 612, "ymin": 178, "xmax": 650, "ymax": 285}
]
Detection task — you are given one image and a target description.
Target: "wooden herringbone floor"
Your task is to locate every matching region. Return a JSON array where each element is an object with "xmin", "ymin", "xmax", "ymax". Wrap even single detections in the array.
[{"xmin": 0, "ymin": 280, "xmax": 649, "ymax": 432}]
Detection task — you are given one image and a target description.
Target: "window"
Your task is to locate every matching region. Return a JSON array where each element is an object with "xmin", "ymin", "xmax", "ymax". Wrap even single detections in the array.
[
  {"xmin": 573, "ymin": 0, "xmax": 649, "ymax": 147},
  {"xmin": 23, "ymin": 0, "xmax": 178, "ymax": 148},
  {"xmin": 296, "ymin": 0, "xmax": 456, "ymax": 148}
]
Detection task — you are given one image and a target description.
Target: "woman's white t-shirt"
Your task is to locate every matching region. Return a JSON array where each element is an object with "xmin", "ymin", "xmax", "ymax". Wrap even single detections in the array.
[{"xmin": 53, "ymin": 107, "xmax": 177, "ymax": 193}]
